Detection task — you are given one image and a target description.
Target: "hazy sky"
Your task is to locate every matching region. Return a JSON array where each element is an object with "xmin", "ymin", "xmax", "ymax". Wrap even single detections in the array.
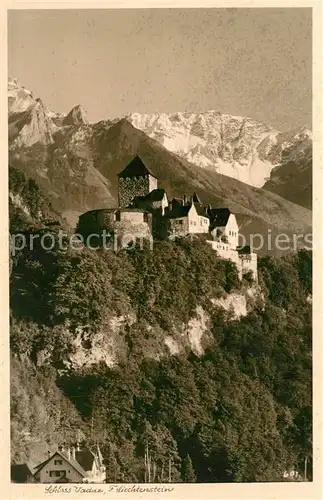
[{"xmin": 8, "ymin": 8, "xmax": 312, "ymax": 131}]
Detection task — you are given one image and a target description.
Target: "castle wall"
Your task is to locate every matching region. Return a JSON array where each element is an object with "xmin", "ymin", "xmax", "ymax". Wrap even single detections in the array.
[
  {"xmin": 77, "ymin": 209, "xmax": 117, "ymax": 237},
  {"xmin": 77, "ymin": 209, "xmax": 152, "ymax": 248},
  {"xmin": 188, "ymin": 208, "xmax": 209, "ymax": 234},
  {"xmin": 240, "ymin": 253, "xmax": 258, "ymax": 282},
  {"xmin": 119, "ymin": 211, "xmax": 148, "ymax": 224},
  {"xmin": 118, "ymin": 175, "xmax": 150, "ymax": 208},
  {"xmin": 168, "ymin": 217, "xmax": 189, "ymax": 237},
  {"xmin": 206, "ymin": 240, "xmax": 243, "ymax": 279}
]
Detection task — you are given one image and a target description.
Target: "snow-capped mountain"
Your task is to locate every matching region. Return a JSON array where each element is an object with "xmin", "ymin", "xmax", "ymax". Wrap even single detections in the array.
[{"xmin": 126, "ymin": 111, "xmax": 312, "ymax": 188}]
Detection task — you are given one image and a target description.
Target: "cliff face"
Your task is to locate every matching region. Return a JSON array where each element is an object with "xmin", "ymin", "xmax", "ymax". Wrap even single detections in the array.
[
  {"xmin": 63, "ymin": 105, "xmax": 88, "ymax": 126},
  {"xmin": 34, "ymin": 288, "xmax": 261, "ymax": 372},
  {"xmin": 8, "ymin": 78, "xmax": 56, "ymax": 148}
]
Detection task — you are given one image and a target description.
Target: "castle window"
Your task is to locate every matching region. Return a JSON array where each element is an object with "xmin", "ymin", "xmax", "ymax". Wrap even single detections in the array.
[
  {"xmin": 54, "ymin": 460, "xmax": 62, "ymax": 465},
  {"xmin": 143, "ymin": 213, "xmax": 148, "ymax": 223},
  {"xmin": 116, "ymin": 211, "xmax": 121, "ymax": 222}
]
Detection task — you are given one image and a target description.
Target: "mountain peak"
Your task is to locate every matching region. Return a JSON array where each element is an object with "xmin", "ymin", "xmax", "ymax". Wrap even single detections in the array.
[{"xmin": 63, "ymin": 105, "xmax": 88, "ymax": 126}]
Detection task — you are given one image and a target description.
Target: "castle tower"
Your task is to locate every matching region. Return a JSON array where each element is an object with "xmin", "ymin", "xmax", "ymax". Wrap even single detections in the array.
[{"xmin": 117, "ymin": 155, "xmax": 158, "ymax": 208}]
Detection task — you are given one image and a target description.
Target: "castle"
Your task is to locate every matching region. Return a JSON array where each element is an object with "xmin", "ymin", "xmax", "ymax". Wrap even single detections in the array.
[{"xmin": 78, "ymin": 155, "xmax": 258, "ymax": 281}]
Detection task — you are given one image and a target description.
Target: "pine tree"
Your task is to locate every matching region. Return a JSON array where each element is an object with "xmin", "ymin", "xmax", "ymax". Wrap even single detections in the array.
[{"xmin": 181, "ymin": 454, "xmax": 197, "ymax": 483}]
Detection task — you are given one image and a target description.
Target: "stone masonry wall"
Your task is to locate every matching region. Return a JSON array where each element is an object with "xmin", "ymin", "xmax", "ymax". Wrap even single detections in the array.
[
  {"xmin": 168, "ymin": 217, "xmax": 190, "ymax": 237},
  {"xmin": 77, "ymin": 209, "xmax": 116, "ymax": 238},
  {"xmin": 240, "ymin": 253, "xmax": 258, "ymax": 282},
  {"xmin": 118, "ymin": 175, "xmax": 150, "ymax": 208}
]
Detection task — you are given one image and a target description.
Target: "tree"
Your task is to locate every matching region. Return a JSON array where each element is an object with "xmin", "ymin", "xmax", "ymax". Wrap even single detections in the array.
[{"xmin": 181, "ymin": 454, "xmax": 197, "ymax": 482}]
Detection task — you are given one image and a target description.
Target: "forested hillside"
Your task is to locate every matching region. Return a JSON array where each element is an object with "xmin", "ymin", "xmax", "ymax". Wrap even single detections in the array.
[{"xmin": 10, "ymin": 183, "xmax": 312, "ymax": 480}]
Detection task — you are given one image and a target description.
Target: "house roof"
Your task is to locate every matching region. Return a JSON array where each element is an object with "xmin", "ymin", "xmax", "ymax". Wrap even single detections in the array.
[
  {"xmin": 165, "ymin": 204, "xmax": 191, "ymax": 219},
  {"xmin": 33, "ymin": 451, "xmax": 87, "ymax": 478},
  {"xmin": 145, "ymin": 188, "xmax": 167, "ymax": 202},
  {"xmin": 209, "ymin": 208, "xmax": 231, "ymax": 227},
  {"xmin": 194, "ymin": 203, "xmax": 209, "ymax": 217},
  {"xmin": 133, "ymin": 189, "xmax": 167, "ymax": 206},
  {"xmin": 118, "ymin": 155, "xmax": 155, "ymax": 178},
  {"xmin": 171, "ymin": 197, "xmax": 184, "ymax": 206}
]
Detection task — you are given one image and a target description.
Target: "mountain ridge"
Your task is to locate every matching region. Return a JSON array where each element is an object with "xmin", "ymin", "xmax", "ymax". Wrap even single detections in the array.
[
  {"xmin": 126, "ymin": 111, "xmax": 312, "ymax": 189},
  {"xmin": 8, "ymin": 78, "xmax": 311, "ymax": 253}
]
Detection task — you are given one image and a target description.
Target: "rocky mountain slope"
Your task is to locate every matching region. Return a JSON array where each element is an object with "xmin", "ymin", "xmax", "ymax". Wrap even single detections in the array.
[
  {"xmin": 262, "ymin": 130, "xmax": 312, "ymax": 209},
  {"xmin": 8, "ymin": 78, "xmax": 311, "ymax": 252},
  {"xmin": 126, "ymin": 112, "xmax": 312, "ymax": 192}
]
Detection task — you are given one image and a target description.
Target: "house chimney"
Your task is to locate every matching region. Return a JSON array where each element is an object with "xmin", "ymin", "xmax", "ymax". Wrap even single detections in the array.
[
  {"xmin": 76, "ymin": 441, "xmax": 81, "ymax": 452},
  {"xmin": 71, "ymin": 446, "xmax": 76, "ymax": 460},
  {"xmin": 183, "ymin": 194, "xmax": 187, "ymax": 205},
  {"xmin": 67, "ymin": 447, "xmax": 71, "ymax": 461}
]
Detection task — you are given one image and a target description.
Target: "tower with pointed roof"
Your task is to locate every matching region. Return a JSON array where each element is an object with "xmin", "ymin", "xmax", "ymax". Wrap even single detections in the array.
[{"xmin": 117, "ymin": 155, "xmax": 158, "ymax": 208}]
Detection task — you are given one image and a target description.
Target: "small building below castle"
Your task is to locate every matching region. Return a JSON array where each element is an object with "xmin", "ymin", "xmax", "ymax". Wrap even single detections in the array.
[{"xmin": 32, "ymin": 443, "xmax": 106, "ymax": 484}]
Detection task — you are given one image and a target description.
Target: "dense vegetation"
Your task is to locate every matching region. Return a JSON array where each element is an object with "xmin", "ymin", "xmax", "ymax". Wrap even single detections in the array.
[{"xmin": 10, "ymin": 175, "xmax": 312, "ymax": 482}]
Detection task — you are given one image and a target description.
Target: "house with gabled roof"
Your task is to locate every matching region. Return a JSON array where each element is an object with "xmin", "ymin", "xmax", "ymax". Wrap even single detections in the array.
[
  {"xmin": 165, "ymin": 198, "xmax": 209, "ymax": 237},
  {"xmin": 208, "ymin": 208, "xmax": 239, "ymax": 250},
  {"xmin": 33, "ymin": 443, "xmax": 106, "ymax": 484}
]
